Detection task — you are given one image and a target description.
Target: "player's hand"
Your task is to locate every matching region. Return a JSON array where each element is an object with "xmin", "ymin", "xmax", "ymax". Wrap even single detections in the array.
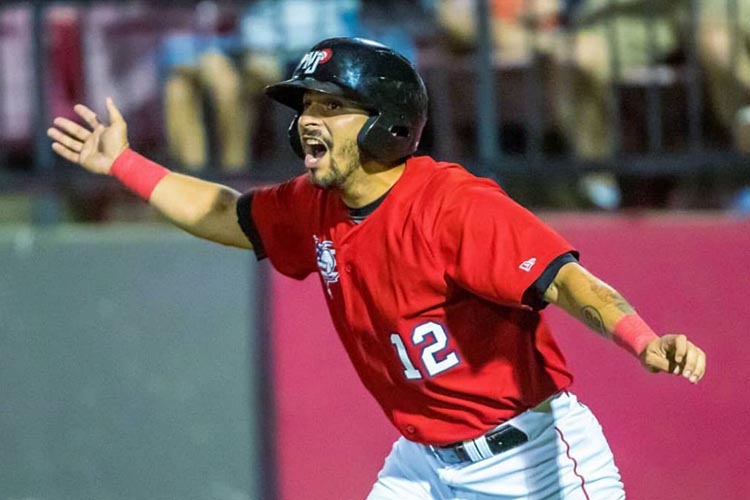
[
  {"xmin": 47, "ymin": 97, "xmax": 129, "ymax": 175},
  {"xmin": 639, "ymin": 334, "xmax": 706, "ymax": 384}
]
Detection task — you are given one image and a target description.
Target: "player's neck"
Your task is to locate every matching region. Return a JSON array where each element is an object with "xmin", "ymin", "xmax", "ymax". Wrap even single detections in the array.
[{"xmin": 340, "ymin": 161, "xmax": 406, "ymax": 209}]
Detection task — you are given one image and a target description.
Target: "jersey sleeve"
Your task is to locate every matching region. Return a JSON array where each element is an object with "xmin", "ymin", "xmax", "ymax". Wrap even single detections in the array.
[
  {"xmin": 236, "ymin": 176, "xmax": 318, "ymax": 280},
  {"xmin": 522, "ymin": 252, "xmax": 579, "ymax": 310},
  {"xmin": 435, "ymin": 179, "xmax": 577, "ymax": 308}
]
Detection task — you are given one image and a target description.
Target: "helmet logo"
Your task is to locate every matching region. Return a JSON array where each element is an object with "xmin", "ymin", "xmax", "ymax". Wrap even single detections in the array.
[{"xmin": 299, "ymin": 48, "xmax": 333, "ymax": 75}]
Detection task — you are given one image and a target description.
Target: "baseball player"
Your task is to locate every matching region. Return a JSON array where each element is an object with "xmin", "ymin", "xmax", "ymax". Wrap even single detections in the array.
[{"xmin": 48, "ymin": 37, "xmax": 706, "ymax": 499}]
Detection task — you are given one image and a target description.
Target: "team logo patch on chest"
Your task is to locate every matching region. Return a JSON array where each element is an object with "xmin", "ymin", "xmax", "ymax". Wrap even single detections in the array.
[{"xmin": 314, "ymin": 235, "xmax": 340, "ymax": 297}]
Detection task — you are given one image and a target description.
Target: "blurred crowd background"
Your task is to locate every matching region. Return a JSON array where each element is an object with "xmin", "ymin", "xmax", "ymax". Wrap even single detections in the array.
[{"xmin": 1, "ymin": 0, "xmax": 749, "ymax": 223}]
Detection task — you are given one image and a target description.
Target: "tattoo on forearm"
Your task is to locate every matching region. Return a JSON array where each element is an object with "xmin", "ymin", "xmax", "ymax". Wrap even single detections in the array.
[
  {"xmin": 589, "ymin": 282, "xmax": 635, "ymax": 314},
  {"xmin": 581, "ymin": 306, "xmax": 607, "ymax": 335}
]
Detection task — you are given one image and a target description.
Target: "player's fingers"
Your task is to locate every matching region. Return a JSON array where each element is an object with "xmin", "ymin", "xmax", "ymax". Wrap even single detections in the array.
[
  {"xmin": 656, "ymin": 335, "xmax": 683, "ymax": 374},
  {"xmin": 52, "ymin": 117, "xmax": 91, "ymax": 142},
  {"xmin": 646, "ymin": 354, "xmax": 671, "ymax": 373},
  {"xmin": 691, "ymin": 348, "xmax": 706, "ymax": 383},
  {"xmin": 52, "ymin": 117, "xmax": 91, "ymax": 141},
  {"xmin": 74, "ymin": 104, "xmax": 101, "ymax": 129},
  {"xmin": 51, "ymin": 141, "xmax": 81, "ymax": 163},
  {"xmin": 105, "ymin": 97, "xmax": 124, "ymax": 124},
  {"xmin": 680, "ymin": 342, "xmax": 699, "ymax": 380},
  {"xmin": 641, "ymin": 343, "xmax": 671, "ymax": 373},
  {"xmin": 47, "ymin": 127, "xmax": 83, "ymax": 153},
  {"xmin": 672, "ymin": 334, "xmax": 688, "ymax": 365}
]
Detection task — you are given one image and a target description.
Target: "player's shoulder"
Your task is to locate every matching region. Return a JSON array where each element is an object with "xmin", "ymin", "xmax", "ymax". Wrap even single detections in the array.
[
  {"xmin": 255, "ymin": 173, "xmax": 324, "ymax": 203},
  {"xmin": 407, "ymin": 156, "xmax": 508, "ymax": 202},
  {"xmin": 283, "ymin": 173, "xmax": 319, "ymax": 195}
]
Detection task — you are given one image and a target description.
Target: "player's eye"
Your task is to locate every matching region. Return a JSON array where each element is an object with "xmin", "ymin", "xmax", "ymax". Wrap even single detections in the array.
[{"xmin": 325, "ymin": 100, "xmax": 341, "ymax": 111}]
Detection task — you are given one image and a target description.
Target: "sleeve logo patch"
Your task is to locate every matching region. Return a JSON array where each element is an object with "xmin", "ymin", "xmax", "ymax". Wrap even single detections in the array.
[
  {"xmin": 519, "ymin": 257, "xmax": 537, "ymax": 272},
  {"xmin": 314, "ymin": 235, "xmax": 340, "ymax": 297}
]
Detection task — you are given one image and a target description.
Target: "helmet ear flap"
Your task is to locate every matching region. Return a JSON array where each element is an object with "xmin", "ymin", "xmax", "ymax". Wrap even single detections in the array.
[
  {"xmin": 288, "ymin": 115, "xmax": 304, "ymax": 159},
  {"xmin": 356, "ymin": 115, "xmax": 380, "ymax": 160},
  {"xmin": 357, "ymin": 114, "xmax": 420, "ymax": 164}
]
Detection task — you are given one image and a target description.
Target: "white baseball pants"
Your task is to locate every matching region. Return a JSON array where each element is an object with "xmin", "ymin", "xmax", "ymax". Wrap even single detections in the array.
[{"xmin": 366, "ymin": 391, "xmax": 624, "ymax": 500}]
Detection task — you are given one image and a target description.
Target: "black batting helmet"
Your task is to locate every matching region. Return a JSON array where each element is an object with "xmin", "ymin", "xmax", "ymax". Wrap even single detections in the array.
[{"xmin": 265, "ymin": 37, "xmax": 429, "ymax": 164}]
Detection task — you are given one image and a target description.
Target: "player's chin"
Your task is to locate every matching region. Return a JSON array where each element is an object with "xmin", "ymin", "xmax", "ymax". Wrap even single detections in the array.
[{"xmin": 307, "ymin": 166, "xmax": 334, "ymax": 188}]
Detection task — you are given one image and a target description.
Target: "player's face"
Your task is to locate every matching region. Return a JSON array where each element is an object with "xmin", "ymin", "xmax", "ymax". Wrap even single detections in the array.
[{"xmin": 298, "ymin": 92, "xmax": 370, "ymax": 190}]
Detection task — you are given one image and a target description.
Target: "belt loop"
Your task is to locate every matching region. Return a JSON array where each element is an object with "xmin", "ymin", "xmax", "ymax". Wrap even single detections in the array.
[
  {"xmin": 473, "ymin": 435, "xmax": 495, "ymax": 460},
  {"xmin": 462, "ymin": 439, "xmax": 484, "ymax": 462}
]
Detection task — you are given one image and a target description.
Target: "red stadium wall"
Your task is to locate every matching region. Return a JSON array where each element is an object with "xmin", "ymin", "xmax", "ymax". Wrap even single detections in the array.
[{"xmin": 270, "ymin": 214, "xmax": 750, "ymax": 500}]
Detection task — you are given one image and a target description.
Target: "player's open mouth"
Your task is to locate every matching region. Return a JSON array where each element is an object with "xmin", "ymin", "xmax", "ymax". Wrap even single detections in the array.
[{"xmin": 302, "ymin": 137, "xmax": 329, "ymax": 168}]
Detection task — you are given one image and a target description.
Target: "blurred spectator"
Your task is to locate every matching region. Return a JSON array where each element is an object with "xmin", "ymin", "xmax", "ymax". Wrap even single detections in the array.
[
  {"xmin": 0, "ymin": 5, "xmax": 34, "ymax": 166},
  {"xmin": 160, "ymin": 1, "xmax": 246, "ymax": 172},
  {"xmin": 430, "ymin": 0, "xmax": 746, "ymax": 209},
  {"xmin": 548, "ymin": 0, "xmax": 696, "ymax": 161},
  {"xmin": 82, "ymin": 2, "xmax": 197, "ymax": 156},
  {"xmin": 428, "ymin": 0, "xmax": 586, "ymax": 208},
  {"xmin": 434, "ymin": 0, "xmax": 559, "ymax": 64},
  {"xmin": 696, "ymin": 0, "xmax": 750, "ymax": 153},
  {"xmin": 550, "ymin": 0, "xmax": 750, "ymax": 153},
  {"xmin": 236, "ymin": 0, "xmax": 419, "ymax": 89},
  {"xmin": 427, "ymin": 0, "xmax": 562, "ymax": 159},
  {"xmin": 0, "ymin": 3, "xmax": 204, "ymax": 171},
  {"xmin": 545, "ymin": 0, "xmax": 685, "ymax": 209},
  {"xmin": 161, "ymin": 0, "xmax": 422, "ymax": 174},
  {"xmin": 0, "ymin": 5, "xmax": 84, "ymax": 168},
  {"xmin": 547, "ymin": 0, "xmax": 749, "ymax": 208},
  {"xmin": 47, "ymin": 7, "xmax": 86, "ymax": 128},
  {"xmin": 737, "ymin": 107, "xmax": 750, "ymax": 153},
  {"xmin": 360, "ymin": 0, "xmax": 434, "ymax": 55},
  {"xmin": 161, "ymin": 0, "xmax": 361, "ymax": 173}
]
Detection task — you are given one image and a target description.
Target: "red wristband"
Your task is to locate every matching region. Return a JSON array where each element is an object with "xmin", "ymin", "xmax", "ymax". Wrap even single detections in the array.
[
  {"xmin": 612, "ymin": 314, "xmax": 659, "ymax": 357},
  {"xmin": 110, "ymin": 149, "xmax": 170, "ymax": 201}
]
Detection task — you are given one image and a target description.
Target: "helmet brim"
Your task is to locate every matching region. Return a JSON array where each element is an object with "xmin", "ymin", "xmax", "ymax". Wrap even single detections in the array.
[{"xmin": 265, "ymin": 78, "xmax": 351, "ymax": 112}]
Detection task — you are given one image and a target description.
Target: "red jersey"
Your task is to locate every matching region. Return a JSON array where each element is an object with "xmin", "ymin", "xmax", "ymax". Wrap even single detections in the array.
[{"xmin": 241, "ymin": 156, "xmax": 575, "ymax": 445}]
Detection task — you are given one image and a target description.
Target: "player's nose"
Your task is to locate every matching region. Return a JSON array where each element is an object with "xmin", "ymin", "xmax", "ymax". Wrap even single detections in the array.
[
  {"xmin": 298, "ymin": 116, "xmax": 326, "ymax": 142},
  {"xmin": 298, "ymin": 108, "xmax": 323, "ymax": 127}
]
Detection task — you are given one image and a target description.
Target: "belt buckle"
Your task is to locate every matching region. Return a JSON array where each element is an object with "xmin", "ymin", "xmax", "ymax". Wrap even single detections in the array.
[{"xmin": 485, "ymin": 425, "xmax": 528, "ymax": 455}]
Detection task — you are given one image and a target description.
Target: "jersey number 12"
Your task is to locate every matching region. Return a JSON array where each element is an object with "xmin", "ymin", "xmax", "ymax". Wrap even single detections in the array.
[{"xmin": 390, "ymin": 321, "xmax": 459, "ymax": 380}]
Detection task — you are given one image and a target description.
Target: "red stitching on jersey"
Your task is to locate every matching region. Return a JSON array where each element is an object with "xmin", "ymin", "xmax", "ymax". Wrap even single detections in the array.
[{"xmin": 555, "ymin": 426, "xmax": 591, "ymax": 500}]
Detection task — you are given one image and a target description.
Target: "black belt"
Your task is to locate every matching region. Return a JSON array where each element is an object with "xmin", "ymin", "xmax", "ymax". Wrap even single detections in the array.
[{"xmin": 429, "ymin": 425, "xmax": 528, "ymax": 464}]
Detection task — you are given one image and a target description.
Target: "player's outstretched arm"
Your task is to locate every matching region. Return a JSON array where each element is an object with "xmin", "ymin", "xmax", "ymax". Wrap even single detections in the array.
[
  {"xmin": 543, "ymin": 262, "xmax": 706, "ymax": 383},
  {"xmin": 48, "ymin": 99, "xmax": 251, "ymax": 249}
]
